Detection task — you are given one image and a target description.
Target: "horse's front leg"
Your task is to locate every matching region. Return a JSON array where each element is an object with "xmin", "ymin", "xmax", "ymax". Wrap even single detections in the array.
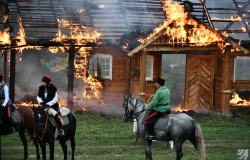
[
  {"xmin": 141, "ymin": 138, "xmax": 153, "ymax": 160},
  {"xmin": 38, "ymin": 141, "xmax": 46, "ymax": 160},
  {"xmin": 59, "ymin": 138, "xmax": 68, "ymax": 160},
  {"xmin": 48, "ymin": 139, "xmax": 55, "ymax": 160}
]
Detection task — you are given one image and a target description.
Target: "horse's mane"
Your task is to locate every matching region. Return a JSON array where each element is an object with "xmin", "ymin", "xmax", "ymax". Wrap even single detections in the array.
[
  {"xmin": 33, "ymin": 106, "xmax": 44, "ymax": 112},
  {"xmin": 128, "ymin": 96, "xmax": 146, "ymax": 109}
]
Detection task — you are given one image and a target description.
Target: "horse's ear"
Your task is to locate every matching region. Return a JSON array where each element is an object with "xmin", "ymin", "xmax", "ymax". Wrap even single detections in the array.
[{"xmin": 124, "ymin": 95, "xmax": 127, "ymax": 100}]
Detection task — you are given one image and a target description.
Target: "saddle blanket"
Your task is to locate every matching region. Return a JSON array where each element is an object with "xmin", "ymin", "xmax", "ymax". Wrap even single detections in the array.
[
  {"xmin": 48, "ymin": 115, "xmax": 69, "ymax": 128},
  {"xmin": 10, "ymin": 110, "xmax": 21, "ymax": 124},
  {"xmin": 154, "ymin": 114, "xmax": 174, "ymax": 131}
]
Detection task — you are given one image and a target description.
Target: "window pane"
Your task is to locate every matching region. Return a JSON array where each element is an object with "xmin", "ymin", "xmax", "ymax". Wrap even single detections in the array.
[
  {"xmin": 101, "ymin": 65, "xmax": 105, "ymax": 69},
  {"xmin": 106, "ymin": 71, "xmax": 109, "ymax": 76},
  {"xmin": 106, "ymin": 64, "xmax": 109, "ymax": 70},
  {"xmin": 106, "ymin": 59, "xmax": 110, "ymax": 63},
  {"xmin": 101, "ymin": 59, "xmax": 105, "ymax": 63},
  {"xmin": 235, "ymin": 58, "xmax": 250, "ymax": 80},
  {"xmin": 146, "ymin": 59, "xmax": 152, "ymax": 77},
  {"xmin": 101, "ymin": 71, "xmax": 105, "ymax": 77}
]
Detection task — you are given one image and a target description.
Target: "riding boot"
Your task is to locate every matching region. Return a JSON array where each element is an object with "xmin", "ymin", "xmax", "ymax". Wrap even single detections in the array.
[
  {"xmin": 146, "ymin": 125, "xmax": 155, "ymax": 140},
  {"xmin": 9, "ymin": 120, "xmax": 16, "ymax": 134},
  {"xmin": 54, "ymin": 114, "xmax": 65, "ymax": 136}
]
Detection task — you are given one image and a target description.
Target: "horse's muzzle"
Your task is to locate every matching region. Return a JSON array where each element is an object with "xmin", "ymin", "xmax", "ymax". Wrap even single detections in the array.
[{"xmin": 123, "ymin": 115, "xmax": 129, "ymax": 122}]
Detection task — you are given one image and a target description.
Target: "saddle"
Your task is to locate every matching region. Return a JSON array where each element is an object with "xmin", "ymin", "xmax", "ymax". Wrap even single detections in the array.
[
  {"xmin": 45, "ymin": 107, "xmax": 70, "ymax": 127},
  {"xmin": 142, "ymin": 109, "xmax": 171, "ymax": 125}
]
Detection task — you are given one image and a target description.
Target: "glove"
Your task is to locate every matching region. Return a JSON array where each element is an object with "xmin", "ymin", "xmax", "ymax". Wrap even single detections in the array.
[
  {"xmin": 13, "ymin": 104, "xmax": 18, "ymax": 110},
  {"xmin": 40, "ymin": 102, "xmax": 44, "ymax": 106},
  {"xmin": 1, "ymin": 104, "xmax": 5, "ymax": 108},
  {"xmin": 45, "ymin": 104, "xmax": 50, "ymax": 108}
]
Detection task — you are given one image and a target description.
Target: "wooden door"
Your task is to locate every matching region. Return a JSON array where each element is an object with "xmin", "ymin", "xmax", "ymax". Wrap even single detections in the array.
[{"xmin": 185, "ymin": 55, "xmax": 215, "ymax": 111}]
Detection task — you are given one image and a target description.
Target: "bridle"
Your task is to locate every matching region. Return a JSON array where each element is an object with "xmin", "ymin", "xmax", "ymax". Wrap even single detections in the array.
[
  {"xmin": 124, "ymin": 97, "xmax": 146, "ymax": 122},
  {"xmin": 34, "ymin": 110, "xmax": 48, "ymax": 144}
]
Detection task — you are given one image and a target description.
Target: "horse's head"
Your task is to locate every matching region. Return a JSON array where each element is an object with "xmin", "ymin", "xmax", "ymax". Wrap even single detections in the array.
[
  {"xmin": 32, "ymin": 106, "xmax": 46, "ymax": 134},
  {"xmin": 123, "ymin": 96, "xmax": 136, "ymax": 122}
]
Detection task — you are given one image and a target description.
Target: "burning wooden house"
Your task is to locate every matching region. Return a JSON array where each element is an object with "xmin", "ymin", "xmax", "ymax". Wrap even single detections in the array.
[{"xmin": 1, "ymin": 0, "xmax": 250, "ymax": 115}]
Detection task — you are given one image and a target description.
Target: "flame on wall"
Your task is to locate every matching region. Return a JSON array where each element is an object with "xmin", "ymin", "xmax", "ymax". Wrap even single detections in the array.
[
  {"xmin": 230, "ymin": 92, "xmax": 250, "ymax": 106},
  {"xmin": 138, "ymin": 0, "xmax": 226, "ymax": 50}
]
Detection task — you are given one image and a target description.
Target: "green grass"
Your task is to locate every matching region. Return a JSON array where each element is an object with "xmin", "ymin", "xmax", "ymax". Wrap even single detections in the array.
[{"xmin": 1, "ymin": 112, "xmax": 250, "ymax": 160}]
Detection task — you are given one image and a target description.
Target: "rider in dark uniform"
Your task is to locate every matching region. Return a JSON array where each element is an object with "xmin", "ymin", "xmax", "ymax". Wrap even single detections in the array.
[
  {"xmin": 145, "ymin": 77, "xmax": 171, "ymax": 140},
  {"xmin": 36, "ymin": 75, "xmax": 65, "ymax": 136},
  {"xmin": 0, "ymin": 73, "xmax": 16, "ymax": 134}
]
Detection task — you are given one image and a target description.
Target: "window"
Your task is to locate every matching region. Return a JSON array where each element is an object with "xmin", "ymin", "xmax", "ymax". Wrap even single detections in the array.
[
  {"xmin": 89, "ymin": 54, "xmax": 113, "ymax": 80},
  {"xmin": 140, "ymin": 55, "xmax": 154, "ymax": 81},
  {"xmin": 234, "ymin": 56, "xmax": 250, "ymax": 82}
]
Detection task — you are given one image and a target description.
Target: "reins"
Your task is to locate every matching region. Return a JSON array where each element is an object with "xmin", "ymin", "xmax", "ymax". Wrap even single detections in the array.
[
  {"xmin": 130, "ymin": 109, "xmax": 145, "ymax": 122},
  {"xmin": 35, "ymin": 113, "xmax": 49, "ymax": 145},
  {"xmin": 126, "ymin": 97, "xmax": 146, "ymax": 122}
]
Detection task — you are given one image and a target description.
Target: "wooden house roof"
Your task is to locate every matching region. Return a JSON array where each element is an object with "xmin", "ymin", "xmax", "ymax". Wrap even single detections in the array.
[{"xmin": 1, "ymin": 0, "xmax": 250, "ymax": 49}]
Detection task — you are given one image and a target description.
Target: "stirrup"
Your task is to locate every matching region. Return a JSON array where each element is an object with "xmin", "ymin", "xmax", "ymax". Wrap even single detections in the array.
[
  {"xmin": 33, "ymin": 132, "xmax": 36, "ymax": 137},
  {"xmin": 145, "ymin": 134, "xmax": 155, "ymax": 140},
  {"xmin": 9, "ymin": 127, "xmax": 16, "ymax": 134},
  {"xmin": 59, "ymin": 129, "xmax": 65, "ymax": 136}
]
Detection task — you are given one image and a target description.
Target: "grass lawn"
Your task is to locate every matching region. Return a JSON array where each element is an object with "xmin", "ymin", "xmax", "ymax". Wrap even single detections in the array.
[{"xmin": 1, "ymin": 111, "xmax": 250, "ymax": 160}]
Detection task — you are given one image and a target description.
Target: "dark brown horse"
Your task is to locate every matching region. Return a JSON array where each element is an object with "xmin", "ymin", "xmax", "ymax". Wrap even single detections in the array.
[
  {"xmin": 0, "ymin": 105, "xmax": 40, "ymax": 160},
  {"xmin": 33, "ymin": 106, "xmax": 76, "ymax": 160}
]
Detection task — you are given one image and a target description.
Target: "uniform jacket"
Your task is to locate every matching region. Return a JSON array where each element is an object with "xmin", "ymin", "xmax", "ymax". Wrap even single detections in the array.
[
  {"xmin": 0, "ymin": 82, "xmax": 11, "ymax": 106},
  {"xmin": 37, "ymin": 84, "xmax": 59, "ymax": 110},
  {"xmin": 145, "ymin": 86, "xmax": 171, "ymax": 112}
]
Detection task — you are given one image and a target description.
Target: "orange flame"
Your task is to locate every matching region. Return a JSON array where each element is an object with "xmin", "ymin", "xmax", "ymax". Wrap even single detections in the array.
[
  {"xmin": 211, "ymin": 15, "xmax": 242, "ymax": 22},
  {"xmin": 230, "ymin": 92, "xmax": 250, "ymax": 106},
  {"xmin": 0, "ymin": 29, "xmax": 10, "ymax": 45},
  {"xmin": 139, "ymin": 0, "xmax": 226, "ymax": 49},
  {"xmin": 175, "ymin": 104, "xmax": 189, "ymax": 112},
  {"xmin": 123, "ymin": 43, "xmax": 128, "ymax": 49},
  {"xmin": 98, "ymin": 5, "xmax": 105, "ymax": 8},
  {"xmin": 76, "ymin": 9, "xmax": 86, "ymax": 13}
]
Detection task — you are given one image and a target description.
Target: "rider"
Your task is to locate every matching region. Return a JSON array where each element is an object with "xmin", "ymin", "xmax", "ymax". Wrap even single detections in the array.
[
  {"xmin": 145, "ymin": 77, "xmax": 171, "ymax": 140},
  {"xmin": 36, "ymin": 75, "xmax": 65, "ymax": 136},
  {"xmin": 0, "ymin": 73, "xmax": 16, "ymax": 134}
]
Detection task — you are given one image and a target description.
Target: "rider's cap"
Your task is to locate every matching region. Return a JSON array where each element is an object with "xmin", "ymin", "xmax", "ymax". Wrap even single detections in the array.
[
  {"xmin": 42, "ymin": 75, "xmax": 51, "ymax": 84},
  {"xmin": 156, "ymin": 77, "xmax": 165, "ymax": 86},
  {"xmin": 0, "ymin": 73, "xmax": 3, "ymax": 82}
]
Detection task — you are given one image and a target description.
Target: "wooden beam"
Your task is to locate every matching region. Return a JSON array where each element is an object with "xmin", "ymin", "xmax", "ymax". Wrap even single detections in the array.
[
  {"xmin": 198, "ymin": 19, "xmax": 249, "ymax": 54},
  {"xmin": 146, "ymin": 45, "xmax": 220, "ymax": 51},
  {"xmin": 127, "ymin": 26, "xmax": 169, "ymax": 56},
  {"xmin": 67, "ymin": 46, "xmax": 75, "ymax": 109},
  {"xmin": 3, "ymin": 50, "xmax": 7, "ymax": 82},
  {"xmin": 9, "ymin": 41, "xmax": 16, "ymax": 103},
  {"xmin": 200, "ymin": 0, "xmax": 214, "ymax": 28},
  {"xmin": 222, "ymin": 47, "xmax": 231, "ymax": 116},
  {"xmin": 138, "ymin": 50, "xmax": 147, "ymax": 101}
]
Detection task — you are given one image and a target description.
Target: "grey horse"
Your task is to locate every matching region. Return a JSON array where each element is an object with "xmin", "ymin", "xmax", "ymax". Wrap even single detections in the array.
[{"xmin": 123, "ymin": 96, "xmax": 205, "ymax": 160}]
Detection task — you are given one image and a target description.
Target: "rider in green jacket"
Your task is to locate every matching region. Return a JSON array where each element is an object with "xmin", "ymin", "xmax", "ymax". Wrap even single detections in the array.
[{"xmin": 145, "ymin": 77, "xmax": 171, "ymax": 140}]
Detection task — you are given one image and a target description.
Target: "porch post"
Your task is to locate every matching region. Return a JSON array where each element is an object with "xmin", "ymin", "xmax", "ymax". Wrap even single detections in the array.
[
  {"xmin": 3, "ymin": 50, "xmax": 7, "ymax": 82},
  {"xmin": 68, "ymin": 46, "xmax": 75, "ymax": 109},
  {"xmin": 139, "ymin": 50, "xmax": 147, "ymax": 101},
  {"xmin": 222, "ymin": 46, "xmax": 231, "ymax": 116},
  {"xmin": 9, "ymin": 40, "xmax": 17, "ymax": 103}
]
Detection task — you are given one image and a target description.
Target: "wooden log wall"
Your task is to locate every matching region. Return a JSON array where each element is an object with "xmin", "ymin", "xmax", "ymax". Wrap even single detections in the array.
[
  {"xmin": 91, "ymin": 47, "xmax": 127, "ymax": 108},
  {"xmin": 214, "ymin": 51, "xmax": 250, "ymax": 110}
]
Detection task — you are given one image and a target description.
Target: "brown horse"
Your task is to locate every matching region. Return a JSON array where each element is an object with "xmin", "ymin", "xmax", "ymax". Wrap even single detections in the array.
[{"xmin": 0, "ymin": 105, "xmax": 40, "ymax": 160}]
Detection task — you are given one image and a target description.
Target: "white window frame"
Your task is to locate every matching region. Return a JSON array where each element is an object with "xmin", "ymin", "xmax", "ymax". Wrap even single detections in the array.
[
  {"xmin": 89, "ymin": 54, "xmax": 113, "ymax": 80},
  {"xmin": 140, "ymin": 55, "xmax": 154, "ymax": 81},
  {"xmin": 234, "ymin": 56, "xmax": 250, "ymax": 82}
]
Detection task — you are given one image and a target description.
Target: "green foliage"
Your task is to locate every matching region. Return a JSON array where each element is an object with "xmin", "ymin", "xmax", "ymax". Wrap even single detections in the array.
[
  {"xmin": 131, "ymin": 70, "xmax": 140, "ymax": 77},
  {"xmin": 1, "ymin": 112, "xmax": 250, "ymax": 160}
]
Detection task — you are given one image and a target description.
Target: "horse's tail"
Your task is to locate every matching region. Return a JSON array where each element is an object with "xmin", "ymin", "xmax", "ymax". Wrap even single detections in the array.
[{"xmin": 193, "ymin": 119, "xmax": 205, "ymax": 160}]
